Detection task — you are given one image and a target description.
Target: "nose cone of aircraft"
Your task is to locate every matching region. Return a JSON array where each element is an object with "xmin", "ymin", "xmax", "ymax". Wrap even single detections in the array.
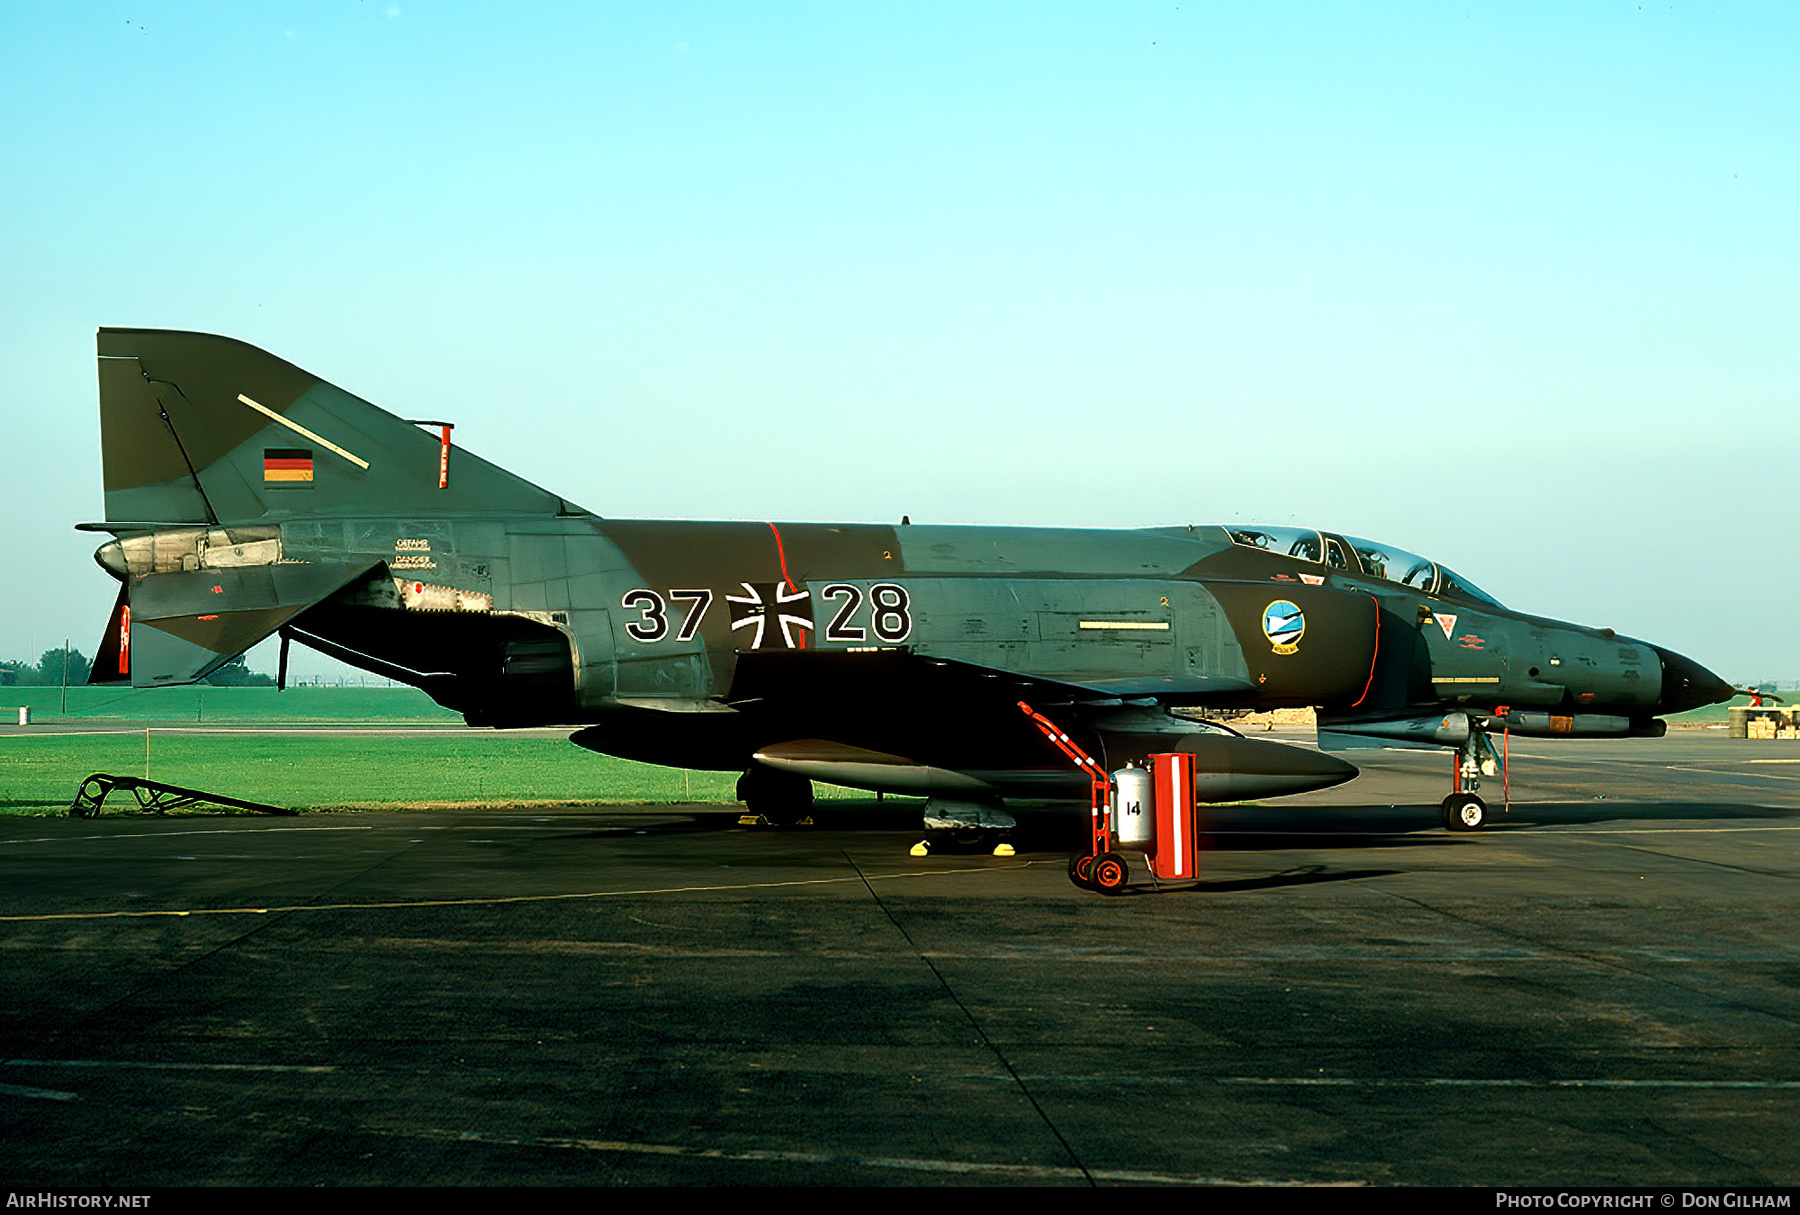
[{"xmin": 1653, "ymin": 646, "xmax": 1735, "ymax": 715}]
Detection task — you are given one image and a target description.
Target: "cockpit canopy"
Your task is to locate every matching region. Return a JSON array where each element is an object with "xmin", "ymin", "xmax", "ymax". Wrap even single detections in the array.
[{"xmin": 1225, "ymin": 525, "xmax": 1502, "ymax": 608}]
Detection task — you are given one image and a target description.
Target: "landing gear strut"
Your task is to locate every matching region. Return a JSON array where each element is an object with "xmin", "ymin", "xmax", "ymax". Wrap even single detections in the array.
[{"xmin": 1441, "ymin": 722, "xmax": 1505, "ymax": 832}]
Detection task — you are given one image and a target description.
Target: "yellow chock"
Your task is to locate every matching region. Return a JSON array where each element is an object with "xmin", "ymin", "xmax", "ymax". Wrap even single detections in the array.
[
  {"xmin": 909, "ymin": 840, "xmax": 930, "ymax": 856},
  {"xmin": 737, "ymin": 814, "xmax": 766, "ymax": 827},
  {"xmin": 992, "ymin": 843, "xmax": 1015, "ymax": 857}
]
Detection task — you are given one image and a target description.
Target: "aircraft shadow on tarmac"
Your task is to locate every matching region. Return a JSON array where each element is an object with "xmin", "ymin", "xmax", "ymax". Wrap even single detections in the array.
[
  {"xmin": 503, "ymin": 796, "xmax": 1800, "ymax": 851},
  {"xmin": 1453, "ymin": 799, "xmax": 1800, "ymax": 828},
  {"xmin": 1126, "ymin": 863, "xmax": 1403, "ymax": 897}
]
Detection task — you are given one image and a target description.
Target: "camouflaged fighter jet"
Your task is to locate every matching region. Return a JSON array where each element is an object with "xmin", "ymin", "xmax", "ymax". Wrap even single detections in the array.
[{"xmin": 82, "ymin": 329, "xmax": 1736, "ymax": 831}]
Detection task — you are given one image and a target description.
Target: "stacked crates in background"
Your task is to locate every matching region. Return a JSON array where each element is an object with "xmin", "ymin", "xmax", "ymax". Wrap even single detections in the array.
[{"xmin": 1731, "ymin": 706, "xmax": 1799, "ymax": 739}]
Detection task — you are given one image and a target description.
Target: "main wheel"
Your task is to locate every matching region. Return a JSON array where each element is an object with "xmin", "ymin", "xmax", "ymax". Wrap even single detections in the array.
[
  {"xmin": 736, "ymin": 766, "xmax": 815, "ymax": 826},
  {"xmin": 1442, "ymin": 793, "xmax": 1487, "ymax": 832},
  {"xmin": 1092, "ymin": 851, "xmax": 1130, "ymax": 894}
]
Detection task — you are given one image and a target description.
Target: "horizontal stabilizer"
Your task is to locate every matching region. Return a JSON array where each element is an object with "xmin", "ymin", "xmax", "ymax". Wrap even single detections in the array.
[{"xmin": 122, "ymin": 560, "xmax": 380, "ymax": 686}]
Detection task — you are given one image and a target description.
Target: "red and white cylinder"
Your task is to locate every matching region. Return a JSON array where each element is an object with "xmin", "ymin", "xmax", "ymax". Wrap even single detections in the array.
[{"xmin": 1146, "ymin": 751, "xmax": 1199, "ymax": 880}]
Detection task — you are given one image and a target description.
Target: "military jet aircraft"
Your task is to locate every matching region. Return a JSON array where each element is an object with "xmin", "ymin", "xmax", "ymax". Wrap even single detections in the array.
[{"xmin": 82, "ymin": 329, "xmax": 1735, "ymax": 831}]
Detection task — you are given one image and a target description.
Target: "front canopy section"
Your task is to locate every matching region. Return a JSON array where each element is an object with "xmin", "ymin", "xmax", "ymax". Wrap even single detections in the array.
[{"xmin": 1224, "ymin": 525, "xmax": 1504, "ymax": 608}]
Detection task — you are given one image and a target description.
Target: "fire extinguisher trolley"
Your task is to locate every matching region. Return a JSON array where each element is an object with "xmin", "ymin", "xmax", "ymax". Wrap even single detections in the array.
[{"xmin": 1018, "ymin": 701, "xmax": 1201, "ymax": 895}]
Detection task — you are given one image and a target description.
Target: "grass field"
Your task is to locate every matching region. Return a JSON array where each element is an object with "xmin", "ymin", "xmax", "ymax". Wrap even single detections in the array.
[
  {"xmin": 0, "ymin": 730, "xmax": 775, "ymax": 815},
  {"xmin": 0, "ymin": 687, "xmax": 895, "ymax": 816},
  {"xmin": 0, "ymin": 684, "xmax": 460, "ymax": 724}
]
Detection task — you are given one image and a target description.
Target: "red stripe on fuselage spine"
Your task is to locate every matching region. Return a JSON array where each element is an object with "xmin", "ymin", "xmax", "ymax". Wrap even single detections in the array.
[{"xmin": 766, "ymin": 522, "xmax": 798, "ymax": 593}]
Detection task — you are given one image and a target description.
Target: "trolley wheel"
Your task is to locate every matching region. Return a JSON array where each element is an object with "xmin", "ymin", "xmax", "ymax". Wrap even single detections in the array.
[
  {"xmin": 1442, "ymin": 794, "xmax": 1488, "ymax": 832},
  {"xmin": 1068, "ymin": 853, "xmax": 1097, "ymax": 889},
  {"xmin": 1092, "ymin": 851, "xmax": 1130, "ymax": 894}
]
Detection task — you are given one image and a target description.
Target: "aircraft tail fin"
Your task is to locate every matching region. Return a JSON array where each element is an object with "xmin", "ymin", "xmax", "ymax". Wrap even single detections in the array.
[
  {"xmin": 96, "ymin": 328, "xmax": 568, "ymax": 526},
  {"xmin": 89, "ymin": 328, "xmax": 578, "ymax": 685}
]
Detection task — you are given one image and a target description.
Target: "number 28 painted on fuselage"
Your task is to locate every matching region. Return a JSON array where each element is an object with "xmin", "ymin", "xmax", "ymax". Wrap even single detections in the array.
[{"xmin": 619, "ymin": 582, "xmax": 913, "ymax": 646}]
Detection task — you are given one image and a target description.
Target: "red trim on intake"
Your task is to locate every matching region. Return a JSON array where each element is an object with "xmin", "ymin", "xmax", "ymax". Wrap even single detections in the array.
[{"xmin": 1348, "ymin": 595, "xmax": 1380, "ymax": 709}]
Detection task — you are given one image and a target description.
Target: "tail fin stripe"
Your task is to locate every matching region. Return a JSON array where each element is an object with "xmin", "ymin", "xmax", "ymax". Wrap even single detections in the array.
[{"xmin": 237, "ymin": 394, "xmax": 370, "ymax": 469}]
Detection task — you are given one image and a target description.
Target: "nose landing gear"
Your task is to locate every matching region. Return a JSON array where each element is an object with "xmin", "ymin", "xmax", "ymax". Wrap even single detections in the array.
[{"xmin": 1441, "ymin": 721, "xmax": 1506, "ymax": 831}]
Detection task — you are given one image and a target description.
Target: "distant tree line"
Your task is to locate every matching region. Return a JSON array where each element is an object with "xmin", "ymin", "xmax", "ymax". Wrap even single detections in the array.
[{"xmin": 0, "ymin": 648, "xmax": 273, "ymax": 687}]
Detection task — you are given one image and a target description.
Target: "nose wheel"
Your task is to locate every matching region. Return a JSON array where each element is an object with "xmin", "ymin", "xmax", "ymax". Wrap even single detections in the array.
[{"xmin": 1440, "ymin": 793, "xmax": 1488, "ymax": 831}]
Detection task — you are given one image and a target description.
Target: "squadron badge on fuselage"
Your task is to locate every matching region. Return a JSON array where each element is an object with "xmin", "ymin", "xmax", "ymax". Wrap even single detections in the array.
[{"xmin": 1262, "ymin": 600, "xmax": 1305, "ymax": 655}]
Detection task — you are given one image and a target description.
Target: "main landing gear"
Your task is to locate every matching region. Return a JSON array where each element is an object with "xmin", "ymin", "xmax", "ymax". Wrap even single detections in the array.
[{"xmin": 736, "ymin": 765, "xmax": 815, "ymax": 827}]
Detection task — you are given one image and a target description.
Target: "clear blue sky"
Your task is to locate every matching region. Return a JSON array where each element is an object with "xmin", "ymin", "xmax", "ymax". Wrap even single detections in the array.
[{"xmin": 3, "ymin": 2, "xmax": 1795, "ymax": 682}]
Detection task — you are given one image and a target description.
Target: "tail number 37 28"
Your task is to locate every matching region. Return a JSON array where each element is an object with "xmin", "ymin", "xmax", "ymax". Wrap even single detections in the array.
[{"xmin": 620, "ymin": 583, "xmax": 911, "ymax": 644}]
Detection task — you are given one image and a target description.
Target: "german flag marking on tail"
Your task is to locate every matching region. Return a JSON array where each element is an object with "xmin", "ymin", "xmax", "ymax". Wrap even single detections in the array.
[{"xmin": 263, "ymin": 448, "xmax": 313, "ymax": 482}]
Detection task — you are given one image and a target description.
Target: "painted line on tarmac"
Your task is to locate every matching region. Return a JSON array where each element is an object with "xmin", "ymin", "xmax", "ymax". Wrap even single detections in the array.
[
  {"xmin": 0, "ymin": 826, "xmax": 377, "ymax": 845},
  {"xmin": 0, "ymin": 1082, "xmax": 80, "ymax": 1102},
  {"xmin": 1665, "ymin": 765, "xmax": 1800, "ymax": 781},
  {"xmin": 1204, "ymin": 823, "xmax": 1800, "ymax": 835},
  {"xmin": 1543, "ymin": 825, "xmax": 1800, "ymax": 833},
  {"xmin": 374, "ymin": 1125, "xmax": 1340, "ymax": 1186},
  {"xmin": 6, "ymin": 1059, "xmax": 334, "ymax": 1074},
  {"xmin": 0, "ymin": 863, "xmax": 1034, "ymax": 923},
  {"xmin": 1016, "ymin": 1075, "xmax": 1800, "ymax": 1089}
]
